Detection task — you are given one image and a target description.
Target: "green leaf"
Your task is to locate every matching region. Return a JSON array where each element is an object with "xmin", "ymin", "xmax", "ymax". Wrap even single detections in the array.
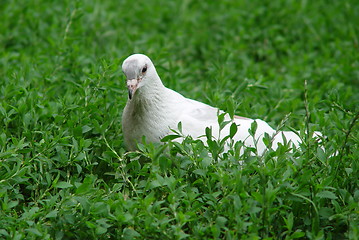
[
  {"xmin": 149, "ymin": 180, "xmax": 161, "ymax": 189},
  {"xmin": 96, "ymin": 226, "xmax": 107, "ymax": 235},
  {"xmin": 193, "ymin": 169, "xmax": 207, "ymax": 177},
  {"xmin": 217, "ymin": 112, "xmax": 225, "ymax": 125},
  {"xmin": 316, "ymin": 147, "xmax": 326, "ymax": 163},
  {"xmin": 201, "ymin": 157, "xmax": 212, "ymax": 168},
  {"xmin": 177, "ymin": 121, "xmax": 183, "ymax": 133},
  {"xmin": 45, "ymin": 210, "xmax": 58, "ymax": 218},
  {"xmin": 82, "ymin": 125, "xmax": 92, "ymax": 133},
  {"xmin": 262, "ymin": 132, "xmax": 272, "ymax": 148},
  {"xmin": 205, "ymin": 127, "xmax": 212, "ymax": 140},
  {"xmin": 284, "ymin": 212, "xmax": 293, "ymax": 231},
  {"xmin": 76, "ymin": 178, "xmax": 92, "ymax": 194},
  {"xmin": 226, "ymin": 98, "xmax": 235, "ymax": 119},
  {"xmin": 249, "ymin": 120, "xmax": 258, "ymax": 136},
  {"xmin": 0, "ymin": 229, "xmax": 9, "ymax": 237},
  {"xmin": 316, "ymin": 191, "xmax": 337, "ymax": 200},
  {"xmin": 123, "ymin": 228, "xmax": 140, "ymax": 239},
  {"xmin": 7, "ymin": 200, "xmax": 19, "ymax": 209},
  {"xmin": 55, "ymin": 181, "xmax": 73, "ymax": 189},
  {"xmin": 216, "ymin": 216, "xmax": 228, "ymax": 228},
  {"xmin": 229, "ymin": 122, "xmax": 238, "ymax": 138},
  {"xmin": 86, "ymin": 221, "xmax": 96, "ymax": 229},
  {"xmin": 25, "ymin": 228, "xmax": 42, "ymax": 237},
  {"xmin": 161, "ymin": 134, "xmax": 181, "ymax": 142},
  {"xmin": 291, "ymin": 230, "xmax": 305, "ymax": 238},
  {"xmin": 319, "ymin": 207, "xmax": 334, "ymax": 218},
  {"xmin": 74, "ymin": 196, "xmax": 91, "ymax": 213},
  {"xmin": 252, "ymin": 192, "xmax": 263, "ymax": 204},
  {"xmin": 345, "ymin": 168, "xmax": 353, "ymax": 176}
]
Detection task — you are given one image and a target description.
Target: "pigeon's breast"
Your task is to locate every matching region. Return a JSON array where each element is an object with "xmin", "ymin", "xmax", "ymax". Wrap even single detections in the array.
[{"xmin": 122, "ymin": 97, "xmax": 177, "ymax": 150}]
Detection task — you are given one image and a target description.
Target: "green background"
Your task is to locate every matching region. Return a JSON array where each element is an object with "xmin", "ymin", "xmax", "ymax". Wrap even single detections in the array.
[{"xmin": 0, "ymin": 0, "xmax": 358, "ymax": 239}]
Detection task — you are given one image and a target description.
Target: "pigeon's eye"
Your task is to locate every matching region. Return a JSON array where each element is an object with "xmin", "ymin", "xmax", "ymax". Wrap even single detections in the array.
[{"xmin": 142, "ymin": 66, "xmax": 147, "ymax": 73}]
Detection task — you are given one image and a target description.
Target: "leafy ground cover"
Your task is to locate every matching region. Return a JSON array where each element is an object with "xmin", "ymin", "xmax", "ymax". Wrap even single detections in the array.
[{"xmin": 0, "ymin": 0, "xmax": 358, "ymax": 239}]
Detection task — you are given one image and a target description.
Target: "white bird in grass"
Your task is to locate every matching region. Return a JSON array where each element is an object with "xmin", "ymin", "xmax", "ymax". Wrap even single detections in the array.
[{"xmin": 122, "ymin": 54, "xmax": 312, "ymax": 155}]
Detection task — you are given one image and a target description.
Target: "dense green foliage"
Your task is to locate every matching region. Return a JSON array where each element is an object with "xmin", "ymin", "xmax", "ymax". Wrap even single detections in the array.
[{"xmin": 0, "ymin": 0, "xmax": 358, "ymax": 239}]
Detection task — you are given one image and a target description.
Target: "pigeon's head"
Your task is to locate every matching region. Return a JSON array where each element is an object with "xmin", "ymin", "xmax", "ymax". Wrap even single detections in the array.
[{"xmin": 122, "ymin": 54, "xmax": 158, "ymax": 100}]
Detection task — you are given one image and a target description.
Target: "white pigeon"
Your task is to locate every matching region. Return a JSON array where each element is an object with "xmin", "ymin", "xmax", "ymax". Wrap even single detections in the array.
[{"xmin": 122, "ymin": 54, "xmax": 310, "ymax": 155}]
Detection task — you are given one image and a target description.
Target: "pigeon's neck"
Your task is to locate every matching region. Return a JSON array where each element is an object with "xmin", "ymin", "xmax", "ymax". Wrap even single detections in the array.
[{"xmin": 130, "ymin": 77, "xmax": 167, "ymax": 110}]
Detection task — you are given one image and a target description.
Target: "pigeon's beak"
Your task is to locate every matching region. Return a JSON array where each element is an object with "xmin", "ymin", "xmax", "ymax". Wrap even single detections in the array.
[{"xmin": 127, "ymin": 78, "xmax": 139, "ymax": 100}]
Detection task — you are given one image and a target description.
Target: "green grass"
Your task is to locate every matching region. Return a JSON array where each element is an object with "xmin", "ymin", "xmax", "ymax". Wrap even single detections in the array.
[{"xmin": 1, "ymin": 0, "xmax": 358, "ymax": 239}]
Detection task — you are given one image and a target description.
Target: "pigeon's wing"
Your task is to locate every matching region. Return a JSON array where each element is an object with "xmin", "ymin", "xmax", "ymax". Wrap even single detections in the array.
[
  {"xmin": 183, "ymin": 98, "xmax": 221, "ymax": 121},
  {"xmin": 174, "ymin": 97, "xmax": 255, "ymax": 140},
  {"xmin": 167, "ymin": 97, "xmax": 220, "ymax": 138},
  {"xmin": 181, "ymin": 97, "xmax": 250, "ymax": 120},
  {"xmin": 167, "ymin": 90, "xmax": 288, "ymax": 147},
  {"xmin": 169, "ymin": 91, "xmax": 303, "ymax": 154}
]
